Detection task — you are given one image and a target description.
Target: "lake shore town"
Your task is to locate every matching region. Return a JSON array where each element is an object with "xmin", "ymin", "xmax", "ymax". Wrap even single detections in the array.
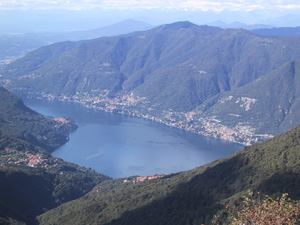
[{"xmin": 25, "ymin": 90, "xmax": 274, "ymax": 146}]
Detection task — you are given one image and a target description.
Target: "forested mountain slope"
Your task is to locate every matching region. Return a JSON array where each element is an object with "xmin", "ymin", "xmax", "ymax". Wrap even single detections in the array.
[
  {"xmin": 198, "ymin": 59, "xmax": 300, "ymax": 135},
  {"xmin": 0, "ymin": 86, "xmax": 77, "ymax": 152},
  {"xmin": 38, "ymin": 124, "xmax": 300, "ymax": 225}
]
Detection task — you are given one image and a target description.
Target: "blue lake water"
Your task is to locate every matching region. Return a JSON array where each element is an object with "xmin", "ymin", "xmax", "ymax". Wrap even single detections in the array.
[{"xmin": 24, "ymin": 98, "xmax": 243, "ymax": 178}]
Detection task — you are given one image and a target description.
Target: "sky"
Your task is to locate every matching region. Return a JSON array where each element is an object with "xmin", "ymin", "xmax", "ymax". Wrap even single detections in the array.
[
  {"xmin": 1, "ymin": 0, "xmax": 300, "ymax": 11},
  {"xmin": 1, "ymin": 0, "xmax": 300, "ymax": 32}
]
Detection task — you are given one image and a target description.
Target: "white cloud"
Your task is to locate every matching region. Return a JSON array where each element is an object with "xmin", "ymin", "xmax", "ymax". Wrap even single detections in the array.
[
  {"xmin": 0, "ymin": 0, "xmax": 300, "ymax": 11},
  {"xmin": 276, "ymin": 4, "xmax": 300, "ymax": 9}
]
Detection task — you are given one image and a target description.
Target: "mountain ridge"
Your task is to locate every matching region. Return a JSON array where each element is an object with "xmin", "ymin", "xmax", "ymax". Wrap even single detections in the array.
[
  {"xmin": 37, "ymin": 124, "xmax": 300, "ymax": 225},
  {"xmin": 0, "ymin": 19, "xmax": 153, "ymax": 64}
]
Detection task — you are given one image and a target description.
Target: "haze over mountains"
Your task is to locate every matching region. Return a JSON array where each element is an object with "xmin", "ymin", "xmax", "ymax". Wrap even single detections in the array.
[
  {"xmin": 1, "ymin": 17, "xmax": 299, "ymax": 66},
  {"xmin": 2, "ymin": 21, "xmax": 300, "ymax": 144},
  {"xmin": 0, "ymin": 20, "xmax": 153, "ymax": 64},
  {"xmin": 209, "ymin": 21, "xmax": 273, "ymax": 30},
  {"xmin": 1, "ymin": 8, "xmax": 300, "ymax": 33},
  {"xmin": 252, "ymin": 26, "xmax": 300, "ymax": 37}
]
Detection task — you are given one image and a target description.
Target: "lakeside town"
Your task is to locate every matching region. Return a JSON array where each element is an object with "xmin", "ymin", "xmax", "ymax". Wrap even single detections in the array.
[{"xmin": 32, "ymin": 90, "xmax": 274, "ymax": 146}]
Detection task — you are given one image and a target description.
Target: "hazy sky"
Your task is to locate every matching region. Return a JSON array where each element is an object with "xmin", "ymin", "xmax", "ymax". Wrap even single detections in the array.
[
  {"xmin": 1, "ymin": 0, "xmax": 300, "ymax": 11},
  {"xmin": 1, "ymin": 0, "xmax": 300, "ymax": 32}
]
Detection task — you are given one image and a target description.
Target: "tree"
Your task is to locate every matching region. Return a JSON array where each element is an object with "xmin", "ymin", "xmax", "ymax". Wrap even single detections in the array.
[{"xmin": 212, "ymin": 191, "xmax": 300, "ymax": 224}]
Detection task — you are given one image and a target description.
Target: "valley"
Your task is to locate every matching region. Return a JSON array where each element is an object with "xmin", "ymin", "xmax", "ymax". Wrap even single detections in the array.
[{"xmin": 1, "ymin": 17, "xmax": 300, "ymax": 224}]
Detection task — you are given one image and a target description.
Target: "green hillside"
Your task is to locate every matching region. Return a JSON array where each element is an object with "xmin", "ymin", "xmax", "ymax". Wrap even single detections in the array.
[
  {"xmin": 0, "ymin": 128, "xmax": 109, "ymax": 225},
  {"xmin": 0, "ymin": 164, "xmax": 108, "ymax": 225},
  {"xmin": 0, "ymin": 86, "xmax": 77, "ymax": 152},
  {"xmin": 38, "ymin": 124, "xmax": 300, "ymax": 225}
]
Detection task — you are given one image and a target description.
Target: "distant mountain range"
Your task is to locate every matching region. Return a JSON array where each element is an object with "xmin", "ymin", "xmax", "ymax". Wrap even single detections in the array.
[
  {"xmin": 209, "ymin": 21, "xmax": 273, "ymax": 30},
  {"xmin": 252, "ymin": 26, "xmax": 300, "ymax": 37},
  {"xmin": 2, "ymin": 21, "xmax": 300, "ymax": 144},
  {"xmin": 0, "ymin": 19, "xmax": 152, "ymax": 62}
]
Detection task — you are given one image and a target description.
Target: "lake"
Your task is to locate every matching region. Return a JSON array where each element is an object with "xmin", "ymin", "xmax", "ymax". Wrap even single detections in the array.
[{"xmin": 24, "ymin": 98, "xmax": 243, "ymax": 178}]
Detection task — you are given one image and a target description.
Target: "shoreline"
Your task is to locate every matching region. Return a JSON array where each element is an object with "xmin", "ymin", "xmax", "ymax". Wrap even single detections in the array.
[{"xmin": 23, "ymin": 92, "xmax": 274, "ymax": 146}]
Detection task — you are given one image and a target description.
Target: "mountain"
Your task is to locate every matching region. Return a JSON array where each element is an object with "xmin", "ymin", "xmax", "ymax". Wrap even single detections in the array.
[
  {"xmin": 197, "ymin": 60, "xmax": 300, "ymax": 135},
  {"xmin": 0, "ymin": 87, "xmax": 110, "ymax": 224},
  {"xmin": 0, "ymin": 19, "xmax": 153, "ymax": 63},
  {"xmin": 37, "ymin": 124, "xmax": 300, "ymax": 225},
  {"xmin": 1, "ymin": 21, "xmax": 224, "ymax": 109},
  {"xmin": 2, "ymin": 21, "xmax": 300, "ymax": 144},
  {"xmin": 252, "ymin": 26, "xmax": 300, "ymax": 37}
]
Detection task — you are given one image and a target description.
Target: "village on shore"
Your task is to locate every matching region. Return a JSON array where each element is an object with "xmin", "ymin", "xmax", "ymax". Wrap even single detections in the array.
[
  {"xmin": 0, "ymin": 148, "xmax": 60, "ymax": 169},
  {"xmin": 33, "ymin": 90, "xmax": 273, "ymax": 146},
  {"xmin": 0, "ymin": 71, "xmax": 274, "ymax": 146}
]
